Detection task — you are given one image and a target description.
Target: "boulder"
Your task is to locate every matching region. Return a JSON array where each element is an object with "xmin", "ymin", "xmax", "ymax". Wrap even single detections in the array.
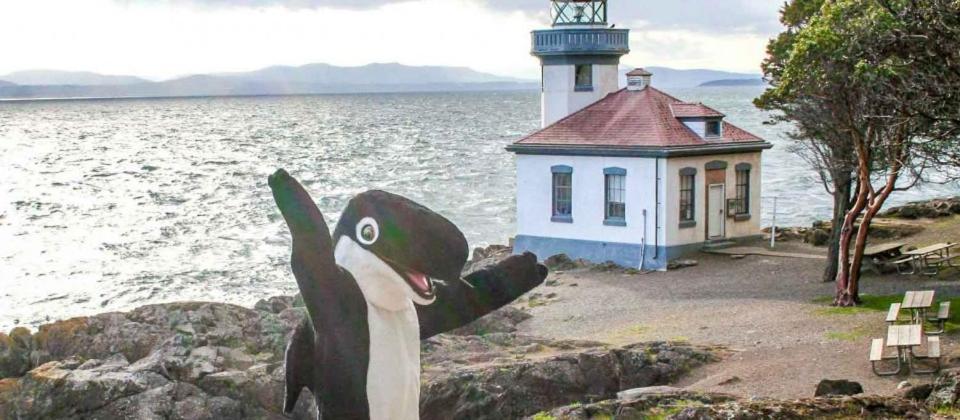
[
  {"xmin": 882, "ymin": 197, "xmax": 960, "ymax": 220},
  {"xmin": 814, "ymin": 379, "xmax": 863, "ymax": 397},
  {"xmin": 531, "ymin": 387, "xmax": 736, "ymax": 420},
  {"xmin": 667, "ymin": 259, "xmax": 698, "ymax": 270},
  {"xmin": 927, "ymin": 367, "xmax": 960, "ymax": 409},
  {"xmin": 420, "ymin": 341, "xmax": 717, "ymax": 420},
  {"xmin": 674, "ymin": 395, "xmax": 925, "ymax": 419},
  {"xmin": 897, "ymin": 383, "xmax": 933, "ymax": 402},
  {"xmin": 0, "ymin": 327, "xmax": 32, "ymax": 378},
  {"xmin": 447, "ymin": 307, "xmax": 532, "ymax": 336},
  {"xmin": 1, "ymin": 296, "xmax": 719, "ymax": 420},
  {"xmin": 805, "ymin": 228, "xmax": 831, "ymax": 246},
  {"xmin": 464, "ymin": 244, "xmax": 514, "ymax": 273},
  {"xmin": 544, "ymin": 254, "xmax": 586, "ymax": 271}
]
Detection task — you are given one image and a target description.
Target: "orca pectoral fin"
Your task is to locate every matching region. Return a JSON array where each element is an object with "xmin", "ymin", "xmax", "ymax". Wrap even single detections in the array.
[
  {"xmin": 417, "ymin": 252, "xmax": 548, "ymax": 338},
  {"xmin": 284, "ymin": 315, "xmax": 321, "ymax": 415}
]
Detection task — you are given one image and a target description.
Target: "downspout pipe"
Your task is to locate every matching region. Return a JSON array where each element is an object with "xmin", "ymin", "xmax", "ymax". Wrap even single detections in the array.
[{"xmin": 654, "ymin": 157, "xmax": 661, "ymax": 260}]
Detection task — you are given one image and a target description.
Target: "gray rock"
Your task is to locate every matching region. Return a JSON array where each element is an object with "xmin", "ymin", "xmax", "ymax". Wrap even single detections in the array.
[
  {"xmin": 420, "ymin": 341, "xmax": 717, "ymax": 420},
  {"xmin": 897, "ymin": 383, "xmax": 932, "ymax": 401},
  {"xmin": 544, "ymin": 254, "xmax": 584, "ymax": 271},
  {"xmin": 805, "ymin": 228, "xmax": 831, "ymax": 246},
  {"xmin": 673, "ymin": 395, "xmax": 925, "ymax": 419},
  {"xmin": 927, "ymin": 367, "xmax": 960, "ymax": 408},
  {"xmin": 447, "ymin": 307, "xmax": 532, "ymax": 336},
  {"xmin": 668, "ymin": 259, "xmax": 698, "ymax": 270},
  {"xmin": 814, "ymin": 379, "xmax": 863, "ymax": 397},
  {"xmin": 532, "ymin": 387, "xmax": 736, "ymax": 419}
]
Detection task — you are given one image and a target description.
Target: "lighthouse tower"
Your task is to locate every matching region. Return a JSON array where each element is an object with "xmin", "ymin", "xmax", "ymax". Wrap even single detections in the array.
[{"xmin": 532, "ymin": 0, "xmax": 630, "ymax": 127}]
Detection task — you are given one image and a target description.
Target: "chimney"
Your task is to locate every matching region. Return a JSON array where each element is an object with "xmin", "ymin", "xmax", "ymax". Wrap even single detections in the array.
[{"xmin": 626, "ymin": 68, "xmax": 652, "ymax": 91}]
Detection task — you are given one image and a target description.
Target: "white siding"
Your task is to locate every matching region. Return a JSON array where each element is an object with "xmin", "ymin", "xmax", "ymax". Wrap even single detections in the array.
[
  {"xmin": 516, "ymin": 154, "xmax": 665, "ymax": 248},
  {"xmin": 541, "ymin": 64, "xmax": 620, "ymax": 127},
  {"xmin": 664, "ymin": 152, "xmax": 763, "ymax": 247}
]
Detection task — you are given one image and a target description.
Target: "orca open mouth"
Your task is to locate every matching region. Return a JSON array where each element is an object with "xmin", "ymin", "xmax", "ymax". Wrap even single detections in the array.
[{"xmin": 402, "ymin": 270, "xmax": 435, "ymax": 300}]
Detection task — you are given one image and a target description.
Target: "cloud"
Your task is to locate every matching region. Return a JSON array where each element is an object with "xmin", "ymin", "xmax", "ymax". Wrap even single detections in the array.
[
  {"xmin": 116, "ymin": 0, "xmax": 783, "ymax": 35},
  {"xmin": 116, "ymin": 0, "xmax": 413, "ymax": 10}
]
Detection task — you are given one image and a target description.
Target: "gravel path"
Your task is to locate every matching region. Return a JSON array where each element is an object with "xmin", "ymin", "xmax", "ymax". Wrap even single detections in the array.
[{"xmin": 515, "ymin": 242, "xmax": 960, "ymax": 399}]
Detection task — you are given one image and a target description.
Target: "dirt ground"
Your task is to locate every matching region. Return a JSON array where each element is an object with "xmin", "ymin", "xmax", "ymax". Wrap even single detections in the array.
[{"xmin": 515, "ymin": 231, "xmax": 960, "ymax": 399}]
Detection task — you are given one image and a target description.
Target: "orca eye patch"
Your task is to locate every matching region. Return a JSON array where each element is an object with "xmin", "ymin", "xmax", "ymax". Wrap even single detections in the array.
[{"xmin": 356, "ymin": 217, "xmax": 379, "ymax": 245}]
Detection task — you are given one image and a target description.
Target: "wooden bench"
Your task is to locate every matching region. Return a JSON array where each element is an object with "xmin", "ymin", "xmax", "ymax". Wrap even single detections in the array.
[
  {"xmin": 891, "ymin": 255, "xmax": 919, "ymax": 275},
  {"xmin": 912, "ymin": 336, "xmax": 942, "ymax": 374},
  {"xmin": 927, "ymin": 301, "xmax": 951, "ymax": 335},
  {"xmin": 886, "ymin": 303, "xmax": 902, "ymax": 324},
  {"xmin": 869, "ymin": 338, "xmax": 901, "ymax": 376}
]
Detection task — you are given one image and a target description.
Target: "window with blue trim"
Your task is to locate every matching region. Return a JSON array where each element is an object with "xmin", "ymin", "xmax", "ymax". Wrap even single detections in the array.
[
  {"xmin": 604, "ymin": 168, "xmax": 626, "ymax": 225},
  {"xmin": 679, "ymin": 168, "xmax": 696, "ymax": 223},
  {"xmin": 735, "ymin": 164, "xmax": 750, "ymax": 215},
  {"xmin": 551, "ymin": 165, "xmax": 573, "ymax": 222},
  {"xmin": 574, "ymin": 64, "xmax": 593, "ymax": 91}
]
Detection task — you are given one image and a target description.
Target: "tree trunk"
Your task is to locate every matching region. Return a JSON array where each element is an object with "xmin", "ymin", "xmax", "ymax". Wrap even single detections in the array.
[
  {"xmin": 846, "ymin": 168, "xmax": 902, "ymax": 303},
  {"xmin": 835, "ymin": 135, "xmax": 872, "ymax": 307},
  {"xmin": 823, "ymin": 171, "xmax": 853, "ymax": 282}
]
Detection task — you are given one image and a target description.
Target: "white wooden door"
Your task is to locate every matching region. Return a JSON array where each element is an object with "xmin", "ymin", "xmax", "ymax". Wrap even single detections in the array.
[{"xmin": 708, "ymin": 184, "xmax": 725, "ymax": 238}]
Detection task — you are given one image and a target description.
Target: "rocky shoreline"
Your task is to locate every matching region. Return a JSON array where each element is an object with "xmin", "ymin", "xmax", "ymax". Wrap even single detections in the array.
[
  {"xmin": 4, "ymin": 293, "xmax": 960, "ymax": 419},
  {"xmin": 6, "ymin": 231, "xmax": 960, "ymax": 418},
  {"xmin": 767, "ymin": 196, "xmax": 960, "ymax": 246},
  {"xmin": 0, "ymin": 295, "xmax": 720, "ymax": 419}
]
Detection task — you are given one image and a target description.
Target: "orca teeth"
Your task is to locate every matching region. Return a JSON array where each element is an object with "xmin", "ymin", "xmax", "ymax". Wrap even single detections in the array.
[{"xmin": 405, "ymin": 271, "xmax": 434, "ymax": 298}]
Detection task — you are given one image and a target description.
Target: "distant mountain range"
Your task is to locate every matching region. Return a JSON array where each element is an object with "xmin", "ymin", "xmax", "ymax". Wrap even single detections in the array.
[
  {"xmin": 0, "ymin": 70, "xmax": 150, "ymax": 86},
  {"xmin": 0, "ymin": 63, "xmax": 533, "ymax": 100},
  {"xmin": 0, "ymin": 63, "xmax": 765, "ymax": 100},
  {"xmin": 698, "ymin": 78, "xmax": 767, "ymax": 87},
  {"xmin": 623, "ymin": 66, "xmax": 762, "ymax": 89}
]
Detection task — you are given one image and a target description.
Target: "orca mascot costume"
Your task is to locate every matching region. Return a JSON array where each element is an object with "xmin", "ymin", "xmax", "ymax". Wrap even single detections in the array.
[{"xmin": 269, "ymin": 169, "xmax": 547, "ymax": 420}]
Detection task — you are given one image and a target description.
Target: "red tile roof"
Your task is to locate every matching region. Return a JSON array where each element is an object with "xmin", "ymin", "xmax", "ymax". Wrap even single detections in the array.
[
  {"xmin": 626, "ymin": 68, "xmax": 652, "ymax": 76},
  {"xmin": 515, "ymin": 87, "xmax": 765, "ymax": 149},
  {"xmin": 670, "ymin": 102, "xmax": 724, "ymax": 118}
]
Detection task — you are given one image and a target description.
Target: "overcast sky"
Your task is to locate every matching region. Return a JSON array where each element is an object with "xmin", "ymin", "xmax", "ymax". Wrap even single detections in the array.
[{"xmin": 1, "ymin": 0, "xmax": 783, "ymax": 80}]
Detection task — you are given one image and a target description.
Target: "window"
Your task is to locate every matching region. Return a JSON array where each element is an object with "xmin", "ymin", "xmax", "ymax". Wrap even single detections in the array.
[
  {"xmin": 604, "ymin": 167, "xmax": 626, "ymax": 226},
  {"xmin": 705, "ymin": 120, "xmax": 722, "ymax": 137},
  {"xmin": 551, "ymin": 165, "xmax": 573, "ymax": 223},
  {"xmin": 575, "ymin": 64, "xmax": 593, "ymax": 91},
  {"xmin": 734, "ymin": 164, "xmax": 751, "ymax": 216},
  {"xmin": 679, "ymin": 168, "xmax": 696, "ymax": 227}
]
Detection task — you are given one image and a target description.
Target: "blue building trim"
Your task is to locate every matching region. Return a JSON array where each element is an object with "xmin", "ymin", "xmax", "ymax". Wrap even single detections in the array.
[
  {"xmin": 514, "ymin": 235, "xmax": 668, "ymax": 270},
  {"xmin": 603, "ymin": 167, "xmax": 627, "ymax": 175},
  {"xmin": 551, "ymin": 165, "xmax": 573, "ymax": 174}
]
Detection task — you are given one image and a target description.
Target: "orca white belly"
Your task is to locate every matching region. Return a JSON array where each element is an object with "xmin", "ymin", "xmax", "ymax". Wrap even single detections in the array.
[{"xmin": 365, "ymin": 303, "xmax": 421, "ymax": 420}]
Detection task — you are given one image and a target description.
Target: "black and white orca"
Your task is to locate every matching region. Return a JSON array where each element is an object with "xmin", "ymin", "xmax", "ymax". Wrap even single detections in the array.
[{"xmin": 268, "ymin": 169, "xmax": 547, "ymax": 420}]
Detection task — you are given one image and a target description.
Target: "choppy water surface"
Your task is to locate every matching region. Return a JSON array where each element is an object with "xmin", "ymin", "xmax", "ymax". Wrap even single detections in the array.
[{"xmin": 1, "ymin": 88, "xmax": 958, "ymax": 331}]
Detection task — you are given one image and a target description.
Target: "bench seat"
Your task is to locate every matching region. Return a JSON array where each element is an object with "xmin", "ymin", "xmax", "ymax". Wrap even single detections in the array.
[{"xmin": 886, "ymin": 303, "xmax": 902, "ymax": 324}]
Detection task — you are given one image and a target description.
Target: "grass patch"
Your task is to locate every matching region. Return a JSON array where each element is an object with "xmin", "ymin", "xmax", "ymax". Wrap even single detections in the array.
[
  {"xmin": 824, "ymin": 326, "xmax": 871, "ymax": 342},
  {"xmin": 933, "ymin": 405, "xmax": 960, "ymax": 417},
  {"xmin": 643, "ymin": 400, "xmax": 705, "ymax": 420},
  {"xmin": 813, "ymin": 294, "xmax": 960, "ymax": 333},
  {"xmin": 530, "ymin": 412, "xmax": 556, "ymax": 420}
]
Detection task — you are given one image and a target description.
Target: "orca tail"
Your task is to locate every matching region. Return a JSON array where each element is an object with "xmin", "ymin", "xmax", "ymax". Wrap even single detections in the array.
[{"xmin": 284, "ymin": 315, "xmax": 320, "ymax": 415}]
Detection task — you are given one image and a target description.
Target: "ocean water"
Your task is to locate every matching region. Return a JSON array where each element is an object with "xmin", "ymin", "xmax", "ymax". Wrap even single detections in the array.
[{"xmin": 1, "ymin": 87, "xmax": 958, "ymax": 331}]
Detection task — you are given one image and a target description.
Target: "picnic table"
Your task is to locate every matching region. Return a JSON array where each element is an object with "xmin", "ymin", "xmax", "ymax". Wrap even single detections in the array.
[
  {"xmin": 894, "ymin": 243, "xmax": 958, "ymax": 276},
  {"xmin": 903, "ymin": 290, "xmax": 936, "ymax": 323},
  {"xmin": 887, "ymin": 324, "xmax": 923, "ymax": 374},
  {"xmin": 903, "ymin": 242, "xmax": 957, "ymax": 276},
  {"xmin": 862, "ymin": 242, "xmax": 906, "ymax": 274},
  {"xmin": 873, "ymin": 323, "xmax": 941, "ymax": 375}
]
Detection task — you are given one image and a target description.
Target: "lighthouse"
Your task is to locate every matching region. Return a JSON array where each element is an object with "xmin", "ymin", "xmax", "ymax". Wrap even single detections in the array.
[{"xmin": 532, "ymin": 0, "xmax": 630, "ymax": 127}]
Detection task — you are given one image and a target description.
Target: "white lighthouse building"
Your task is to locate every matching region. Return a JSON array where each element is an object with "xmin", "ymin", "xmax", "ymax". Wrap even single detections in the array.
[
  {"xmin": 508, "ymin": 0, "xmax": 772, "ymax": 270},
  {"xmin": 533, "ymin": 0, "xmax": 629, "ymax": 127}
]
